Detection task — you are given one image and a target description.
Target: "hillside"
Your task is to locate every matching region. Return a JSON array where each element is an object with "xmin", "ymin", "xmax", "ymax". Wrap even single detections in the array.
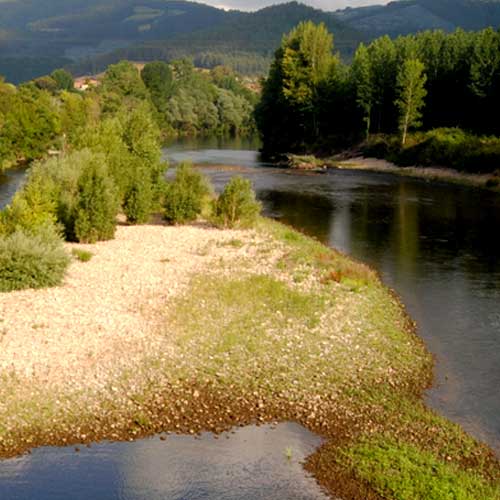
[
  {"xmin": 0, "ymin": 1, "xmax": 363, "ymax": 81},
  {"xmin": 334, "ymin": 0, "xmax": 500, "ymax": 37},
  {"xmin": 72, "ymin": 2, "xmax": 365, "ymax": 76},
  {"xmin": 3, "ymin": 0, "xmax": 500, "ymax": 82}
]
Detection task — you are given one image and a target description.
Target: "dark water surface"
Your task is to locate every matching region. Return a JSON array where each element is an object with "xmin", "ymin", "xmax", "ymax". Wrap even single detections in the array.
[{"xmin": 166, "ymin": 137, "xmax": 500, "ymax": 454}]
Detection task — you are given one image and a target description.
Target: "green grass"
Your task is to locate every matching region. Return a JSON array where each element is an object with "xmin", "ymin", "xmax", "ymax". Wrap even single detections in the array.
[
  {"xmin": 339, "ymin": 437, "xmax": 500, "ymax": 500},
  {"xmin": 71, "ymin": 248, "xmax": 93, "ymax": 262}
]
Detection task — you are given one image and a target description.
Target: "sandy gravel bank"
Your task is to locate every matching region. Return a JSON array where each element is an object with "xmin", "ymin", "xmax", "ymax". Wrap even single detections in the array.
[
  {"xmin": 335, "ymin": 157, "xmax": 500, "ymax": 191},
  {"xmin": 0, "ymin": 222, "xmax": 264, "ymax": 390}
]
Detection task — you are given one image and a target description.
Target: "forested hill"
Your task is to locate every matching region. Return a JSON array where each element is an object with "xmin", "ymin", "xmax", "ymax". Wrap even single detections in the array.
[
  {"xmin": 334, "ymin": 0, "xmax": 500, "ymax": 37},
  {"xmin": 72, "ymin": 2, "xmax": 364, "ymax": 77},
  {"xmin": 0, "ymin": 1, "xmax": 362, "ymax": 82},
  {"xmin": 2, "ymin": 0, "xmax": 500, "ymax": 83}
]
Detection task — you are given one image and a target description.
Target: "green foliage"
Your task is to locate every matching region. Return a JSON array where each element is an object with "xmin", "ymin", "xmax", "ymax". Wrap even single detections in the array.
[
  {"xmin": 163, "ymin": 163, "xmax": 211, "ymax": 224},
  {"xmin": 258, "ymin": 23, "xmax": 500, "ymax": 172},
  {"xmin": 281, "ymin": 21, "xmax": 336, "ymax": 108},
  {"xmin": 257, "ymin": 21, "xmax": 340, "ymax": 154},
  {"xmin": 352, "ymin": 43, "xmax": 373, "ymax": 139},
  {"xmin": 392, "ymin": 128, "xmax": 500, "ymax": 173},
  {"xmin": 212, "ymin": 176, "xmax": 261, "ymax": 228},
  {"xmin": 123, "ymin": 162, "xmax": 153, "ymax": 224},
  {"xmin": 141, "ymin": 61, "xmax": 173, "ymax": 111},
  {"xmin": 34, "ymin": 76, "xmax": 58, "ymax": 93},
  {"xmin": 340, "ymin": 437, "xmax": 500, "ymax": 500},
  {"xmin": 50, "ymin": 69, "xmax": 74, "ymax": 92},
  {"xmin": 59, "ymin": 91, "xmax": 97, "ymax": 143},
  {"xmin": 74, "ymin": 160, "xmax": 119, "ymax": 243},
  {"xmin": 100, "ymin": 60, "xmax": 147, "ymax": 114},
  {"xmin": 0, "ymin": 225, "xmax": 70, "ymax": 292},
  {"xmin": 0, "ymin": 175, "xmax": 57, "ymax": 236},
  {"xmin": 71, "ymin": 248, "xmax": 93, "ymax": 262},
  {"xmin": 395, "ymin": 58, "xmax": 427, "ymax": 145},
  {"xmin": 0, "ymin": 85, "xmax": 61, "ymax": 167}
]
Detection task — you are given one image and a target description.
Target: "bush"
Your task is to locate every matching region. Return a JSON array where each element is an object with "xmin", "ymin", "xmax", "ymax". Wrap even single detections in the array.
[
  {"xmin": 123, "ymin": 161, "xmax": 154, "ymax": 224},
  {"xmin": 0, "ymin": 225, "xmax": 70, "ymax": 292},
  {"xmin": 212, "ymin": 176, "xmax": 261, "ymax": 228},
  {"xmin": 163, "ymin": 163, "xmax": 211, "ymax": 224},
  {"xmin": 385, "ymin": 128, "xmax": 500, "ymax": 174},
  {"xmin": 74, "ymin": 161, "xmax": 120, "ymax": 243}
]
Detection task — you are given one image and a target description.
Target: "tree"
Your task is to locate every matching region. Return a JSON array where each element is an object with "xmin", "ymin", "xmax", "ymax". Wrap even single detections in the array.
[
  {"xmin": 368, "ymin": 35, "xmax": 397, "ymax": 133},
  {"xmin": 51, "ymin": 69, "xmax": 74, "ymax": 91},
  {"xmin": 281, "ymin": 21, "xmax": 337, "ymax": 136},
  {"xmin": 74, "ymin": 160, "xmax": 119, "ymax": 243},
  {"xmin": 395, "ymin": 58, "xmax": 427, "ymax": 146},
  {"xmin": 351, "ymin": 43, "xmax": 373, "ymax": 140},
  {"xmin": 256, "ymin": 21, "xmax": 337, "ymax": 154},
  {"xmin": 141, "ymin": 61, "xmax": 172, "ymax": 110}
]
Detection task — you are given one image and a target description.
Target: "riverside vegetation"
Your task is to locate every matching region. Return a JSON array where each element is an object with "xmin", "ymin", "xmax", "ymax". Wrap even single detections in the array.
[{"xmin": 256, "ymin": 21, "xmax": 500, "ymax": 179}]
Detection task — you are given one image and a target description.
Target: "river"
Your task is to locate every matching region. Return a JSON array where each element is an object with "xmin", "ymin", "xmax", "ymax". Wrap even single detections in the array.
[{"xmin": 0, "ymin": 137, "xmax": 498, "ymax": 498}]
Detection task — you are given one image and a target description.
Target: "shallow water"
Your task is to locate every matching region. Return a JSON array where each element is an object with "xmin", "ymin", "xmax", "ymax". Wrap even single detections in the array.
[
  {"xmin": 0, "ymin": 423, "xmax": 328, "ymax": 500},
  {"xmin": 166, "ymin": 137, "xmax": 500, "ymax": 455}
]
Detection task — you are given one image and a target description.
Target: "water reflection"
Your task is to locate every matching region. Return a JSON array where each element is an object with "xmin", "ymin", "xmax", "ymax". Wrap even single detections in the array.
[
  {"xmin": 165, "ymin": 141, "xmax": 500, "ymax": 454},
  {"xmin": 0, "ymin": 423, "xmax": 328, "ymax": 500}
]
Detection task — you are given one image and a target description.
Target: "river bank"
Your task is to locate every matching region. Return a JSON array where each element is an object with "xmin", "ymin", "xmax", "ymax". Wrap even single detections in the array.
[
  {"xmin": 0, "ymin": 217, "xmax": 498, "ymax": 499},
  {"xmin": 284, "ymin": 154, "xmax": 500, "ymax": 192}
]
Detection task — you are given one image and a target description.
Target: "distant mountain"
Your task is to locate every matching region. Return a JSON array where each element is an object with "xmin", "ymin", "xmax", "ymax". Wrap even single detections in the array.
[
  {"xmin": 334, "ymin": 0, "xmax": 500, "ymax": 37},
  {"xmin": 3, "ymin": 0, "xmax": 500, "ymax": 83},
  {"xmin": 0, "ymin": 1, "xmax": 364, "ymax": 81}
]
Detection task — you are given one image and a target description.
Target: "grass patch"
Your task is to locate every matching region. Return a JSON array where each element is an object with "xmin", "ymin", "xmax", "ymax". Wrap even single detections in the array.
[
  {"xmin": 339, "ymin": 437, "xmax": 500, "ymax": 500},
  {"xmin": 71, "ymin": 248, "xmax": 93, "ymax": 262}
]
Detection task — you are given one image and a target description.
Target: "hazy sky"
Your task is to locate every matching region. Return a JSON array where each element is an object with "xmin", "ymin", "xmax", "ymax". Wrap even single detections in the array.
[{"xmin": 201, "ymin": 0, "xmax": 391, "ymax": 12}]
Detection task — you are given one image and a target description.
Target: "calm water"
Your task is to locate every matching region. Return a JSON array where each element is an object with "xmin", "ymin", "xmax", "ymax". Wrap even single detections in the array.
[
  {"xmin": 166, "ymin": 137, "xmax": 500, "ymax": 454},
  {"xmin": 0, "ymin": 423, "xmax": 328, "ymax": 500},
  {"xmin": 0, "ymin": 136, "xmax": 498, "ymax": 498}
]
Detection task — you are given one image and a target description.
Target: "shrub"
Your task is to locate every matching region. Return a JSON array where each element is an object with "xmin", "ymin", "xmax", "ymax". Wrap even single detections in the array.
[
  {"xmin": 71, "ymin": 248, "xmax": 93, "ymax": 262},
  {"xmin": 212, "ymin": 176, "xmax": 261, "ymax": 228},
  {"xmin": 163, "ymin": 163, "xmax": 211, "ymax": 224},
  {"xmin": 123, "ymin": 161, "xmax": 154, "ymax": 224},
  {"xmin": 0, "ymin": 225, "xmax": 70, "ymax": 292},
  {"xmin": 74, "ymin": 161, "xmax": 120, "ymax": 243}
]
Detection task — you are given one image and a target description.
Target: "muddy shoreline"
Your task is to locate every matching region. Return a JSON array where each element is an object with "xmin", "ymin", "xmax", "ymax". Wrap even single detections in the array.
[{"xmin": 0, "ymin": 218, "xmax": 498, "ymax": 499}]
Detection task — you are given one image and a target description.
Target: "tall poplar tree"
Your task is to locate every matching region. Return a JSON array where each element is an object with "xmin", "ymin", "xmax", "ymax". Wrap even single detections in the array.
[
  {"xmin": 395, "ymin": 58, "xmax": 427, "ymax": 146},
  {"xmin": 351, "ymin": 43, "xmax": 373, "ymax": 140}
]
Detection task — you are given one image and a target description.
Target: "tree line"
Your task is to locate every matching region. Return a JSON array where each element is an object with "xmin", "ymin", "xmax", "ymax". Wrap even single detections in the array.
[
  {"xmin": 0, "ymin": 60, "xmax": 256, "ymax": 171},
  {"xmin": 256, "ymin": 22, "xmax": 500, "ymax": 173}
]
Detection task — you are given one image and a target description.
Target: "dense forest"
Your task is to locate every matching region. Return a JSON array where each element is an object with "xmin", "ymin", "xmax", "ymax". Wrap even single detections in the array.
[
  {"xmin": 0, "ymin": 60, "xmax": 256, "ymax": 170},
  {"xmin": 256, "ymin": 22, "xmax": 500, "ymax": 173}
]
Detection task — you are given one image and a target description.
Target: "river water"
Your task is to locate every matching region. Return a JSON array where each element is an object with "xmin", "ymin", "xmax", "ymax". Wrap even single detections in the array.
[
  {"xmin": 0, "ymin": 137, "xmax": 498, "ymax": 498},
  {"xmin": 165, "ymin": 136, "xmax": 500, "ymax": 454}
]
